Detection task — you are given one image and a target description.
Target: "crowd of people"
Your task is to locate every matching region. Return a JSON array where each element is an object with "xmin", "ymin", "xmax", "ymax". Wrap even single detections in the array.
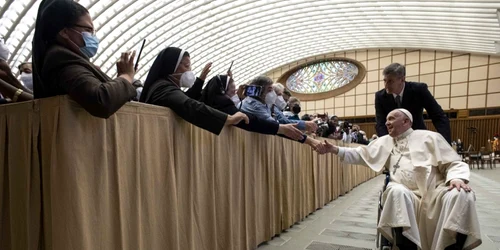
[
  {"xmin": 0, "ymin": 0, "xmax": 454, "ymax": 149},
  {"xmin": 0, "ymin": 0, "xmax": 377, "ymax": 150}
]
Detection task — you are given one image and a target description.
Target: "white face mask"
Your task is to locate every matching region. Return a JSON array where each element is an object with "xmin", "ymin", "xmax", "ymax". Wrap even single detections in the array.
[
  {"xmin": 275, "ymin": 95, "xmax": 287, "ymax": 110},
  {"xmin": 230, "ymin": 94, "xmax": 240, "ymax": 106},
  {"xmin": 0, "ymin": 41, "xmax": 9, "ymax": 61},
  {"xmin": 20, "ymin": 72, "xmax": 33, "ymax": 90},
  {"xmin": 179, "ymin": 71, "xmax": 196, "ymax": 88},
  {"xmin": 265, "ymin": 90, "xmax": 278, "ymax": 105}
]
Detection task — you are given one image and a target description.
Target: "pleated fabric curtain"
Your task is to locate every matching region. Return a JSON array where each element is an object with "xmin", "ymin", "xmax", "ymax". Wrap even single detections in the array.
[{"xmin": 0, "ymin": 96, "xmax": 378, "ymax": 250}]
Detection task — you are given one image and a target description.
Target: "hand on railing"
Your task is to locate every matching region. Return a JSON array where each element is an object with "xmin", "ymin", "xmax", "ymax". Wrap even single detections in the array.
[
  {"xmin": 225, "ymin": 112, "xmax": 249, "ymax": 125},
  {"xmin": 277, "ymin": 124, "xmax": 304, "ymax": 141}
]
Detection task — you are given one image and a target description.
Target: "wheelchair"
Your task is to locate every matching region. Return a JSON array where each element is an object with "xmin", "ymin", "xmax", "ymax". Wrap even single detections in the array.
[
  {"xmin": 375, "ymin": 170, "xmax": 468, "ymax": 250},
  {"xmin": 376, "ymin": 170, "xmax": 392, "ymax": 250}
]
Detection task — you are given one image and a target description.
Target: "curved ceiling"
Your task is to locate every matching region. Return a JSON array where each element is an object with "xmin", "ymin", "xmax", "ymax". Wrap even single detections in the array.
[{"xmin": 1, "ymin": 0, "xmax": 500, "ymax": 85}]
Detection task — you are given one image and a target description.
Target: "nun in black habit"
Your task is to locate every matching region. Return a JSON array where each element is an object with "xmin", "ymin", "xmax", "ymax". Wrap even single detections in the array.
[
  {"xmin": 200, "ymin": 74, "xmax": 306, "ymax": 141},
  {"xmin": 32, "ymin": 0, "xmax": 137, "ymax": 118},
  {"xmin": 139, "ymin": 47, "xmax": 248, "ymax": 135}
]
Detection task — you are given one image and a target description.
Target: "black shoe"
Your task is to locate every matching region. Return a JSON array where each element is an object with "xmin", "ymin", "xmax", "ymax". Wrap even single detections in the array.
[
  {"xmin": 445, "ymin": 233, "xmax": 467, "ymax": 250},
  {"xmin": 392, "ymin": 227, "xmax": 417, "ymax": 250}
]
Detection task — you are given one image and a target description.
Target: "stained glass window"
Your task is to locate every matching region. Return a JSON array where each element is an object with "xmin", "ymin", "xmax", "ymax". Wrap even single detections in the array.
[{"xmin": 286, "ymin": 61, "xmax": 359, "ymax": 94}]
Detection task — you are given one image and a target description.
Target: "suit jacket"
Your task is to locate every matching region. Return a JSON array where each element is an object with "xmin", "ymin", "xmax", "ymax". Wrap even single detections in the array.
[
  {"xmin": 40, "ymin": 44, "xmax": 136, "ymax": 118},
  {"xmin": 143, "ymin": 78, "xmax": 228, "ymax": 135},
  {"xmin": 375, "ymin": 81, "xmax": 451, "ymax": 143}
]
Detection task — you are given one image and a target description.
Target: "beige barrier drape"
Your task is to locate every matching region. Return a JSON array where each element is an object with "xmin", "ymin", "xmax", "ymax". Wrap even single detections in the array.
[{"xmin": 0, "ymin": 96, "xmax": 377, "ymax": 250}]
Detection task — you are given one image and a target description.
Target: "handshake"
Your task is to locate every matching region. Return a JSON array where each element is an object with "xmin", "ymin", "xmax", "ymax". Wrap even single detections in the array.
[{"xmin": 311, "ymin": 140, "xmax": 339, "ymax": 155}]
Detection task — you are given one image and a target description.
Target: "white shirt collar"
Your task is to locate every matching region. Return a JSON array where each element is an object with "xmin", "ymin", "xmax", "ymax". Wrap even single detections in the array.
[{"xmin": 394, "ymin": 128, "xmax": 413, "ymax": 141}]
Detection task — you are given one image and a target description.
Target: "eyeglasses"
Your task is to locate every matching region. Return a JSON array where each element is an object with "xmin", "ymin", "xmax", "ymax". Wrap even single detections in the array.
[{"xmin": 73, "ymin": 24, "xmax": 96, "ymax": 35}]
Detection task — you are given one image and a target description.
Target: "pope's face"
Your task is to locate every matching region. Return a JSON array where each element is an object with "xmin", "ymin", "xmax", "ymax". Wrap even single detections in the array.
[{"xmin": 385, "ymin": 110, "xmax": 408, "ymax": 137}]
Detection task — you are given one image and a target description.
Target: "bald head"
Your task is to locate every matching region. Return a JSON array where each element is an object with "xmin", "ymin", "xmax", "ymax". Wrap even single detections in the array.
[{"xmin": 385, "ymin": 109, "xmax": 413, "ymax": 137}]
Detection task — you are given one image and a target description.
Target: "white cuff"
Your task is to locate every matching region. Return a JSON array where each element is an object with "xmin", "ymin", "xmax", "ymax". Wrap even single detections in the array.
[{"xmin": 337, "ymin": 147, "xmax": 345, "ymax": 158}]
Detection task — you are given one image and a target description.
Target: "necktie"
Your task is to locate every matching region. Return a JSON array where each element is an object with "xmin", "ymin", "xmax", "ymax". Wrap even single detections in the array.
[{"xmin": 395, "ymin": 95, "xmax": 402, "ymax": 108}]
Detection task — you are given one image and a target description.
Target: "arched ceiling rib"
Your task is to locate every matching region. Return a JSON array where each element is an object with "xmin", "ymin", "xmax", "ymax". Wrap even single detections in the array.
[{"xmin": 1, "ymin": 0, "xmax": 499, "ymax": 85}]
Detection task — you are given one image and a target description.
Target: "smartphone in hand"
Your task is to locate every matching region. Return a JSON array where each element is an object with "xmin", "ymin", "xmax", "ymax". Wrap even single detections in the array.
[
  {"xmin": 134, "ymin": 39, "xmax": 146, "ymax": 72},
  {"xmin": 244, "ymin": 85, "xmax": 262, "ymax": 97},
  {"xmin": 227, "ymin": 60, "xmax": 233, "ymax": 74}
]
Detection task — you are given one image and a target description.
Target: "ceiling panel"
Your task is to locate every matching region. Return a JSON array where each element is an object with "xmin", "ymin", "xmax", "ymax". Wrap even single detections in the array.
[{"xmin": 1, "ymin": 0, "xmax": 499, "ymax": 85}]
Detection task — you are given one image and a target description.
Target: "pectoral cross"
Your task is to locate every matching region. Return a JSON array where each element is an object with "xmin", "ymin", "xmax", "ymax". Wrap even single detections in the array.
[
  {"xmin": 392, "ymin": 153, "xmax": 404, "ymax": 174},
  {"xmin": 393, "ymin": 163, "xmax": 400, "ymax": 174}
]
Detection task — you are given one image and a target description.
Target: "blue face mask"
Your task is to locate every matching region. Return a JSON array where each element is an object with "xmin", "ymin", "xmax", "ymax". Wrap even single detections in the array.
[{"xmin": 78, "ymin": 31, "xmax": 99, "ymax": 58}]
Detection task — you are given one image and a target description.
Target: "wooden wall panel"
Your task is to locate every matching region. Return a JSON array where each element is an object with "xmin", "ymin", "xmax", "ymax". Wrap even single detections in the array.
[{"xmin": 357, "ymin": 117, "xmax": 500, "ymax": 150}]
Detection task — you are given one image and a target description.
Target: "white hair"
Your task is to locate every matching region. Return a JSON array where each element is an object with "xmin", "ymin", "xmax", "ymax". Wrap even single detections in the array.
[{"xmin": 272, "ymin": 83, "xmax": 285, "ymax": 93}]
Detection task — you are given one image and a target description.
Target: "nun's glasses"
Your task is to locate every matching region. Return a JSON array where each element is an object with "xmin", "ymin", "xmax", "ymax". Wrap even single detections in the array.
[{"xmin": 73, "ymin": 24, "xmax": 96, "ymax": 36}]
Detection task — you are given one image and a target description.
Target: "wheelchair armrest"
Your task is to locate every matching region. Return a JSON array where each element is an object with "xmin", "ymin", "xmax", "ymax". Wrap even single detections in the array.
[{"xmin": 382, "ymin": 170, "xmax": 390, "ymax": 191}]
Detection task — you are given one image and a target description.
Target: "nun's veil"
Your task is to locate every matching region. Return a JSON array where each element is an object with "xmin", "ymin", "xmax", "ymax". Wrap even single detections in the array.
[
  {"xmin": 139, "ymin": 47, "xmax": 188, "ymax": 102},
  {"xmin": 200, "ymin": 75, "xmax": 230, "ymax": 107}
]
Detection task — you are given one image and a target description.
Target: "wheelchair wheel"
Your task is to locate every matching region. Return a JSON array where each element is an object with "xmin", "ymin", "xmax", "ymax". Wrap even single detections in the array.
[{"xmin": 377, "ymin": 187, "xmax": 392, "ymax": 249}]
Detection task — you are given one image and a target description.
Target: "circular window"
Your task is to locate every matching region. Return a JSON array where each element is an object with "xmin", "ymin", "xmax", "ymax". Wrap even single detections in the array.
[
  {"xmin": 277, "ymin": 58, "xmax": 366, "ymax": 101},
  {"xmin": 286, "ymin": 61, "xmax": 359, "ymax": 94}
]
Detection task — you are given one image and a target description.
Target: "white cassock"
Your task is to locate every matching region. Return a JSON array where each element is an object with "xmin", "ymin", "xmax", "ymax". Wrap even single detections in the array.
[{"xmin": 338, "ymin": 129, "xmax": 482, "ymax": 250}]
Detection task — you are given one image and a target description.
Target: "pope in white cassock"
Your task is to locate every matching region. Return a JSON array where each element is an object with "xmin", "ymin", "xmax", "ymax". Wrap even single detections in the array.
[{"xmin": 315, "ymin": 108, "xmax": 481, "ymax": 250}]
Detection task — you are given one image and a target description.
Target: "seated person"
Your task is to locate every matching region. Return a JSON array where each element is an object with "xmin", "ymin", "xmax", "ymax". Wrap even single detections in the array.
[
  {"xmin": 350, "ymin": 124, "xmax": 360, "ymax": 143},
  {"xmin": 283, "ymin": 97, "xmax": 301, "ymax": 118},
  {"xmin": 288, "ymin": 103, "xmax": 301, "ymax": 120},
  {"xmin": 139, "ymin": 47, "xmax": 248, "ymax": 135},
  {"xmin": 0, "ymin": 63, "xmax": 33, "ymax": 103},
  {"xmin": 282, "ymin": 89, "xmax": 291, "ymax": 103},
  {"xmin": 200, "ymin": 73, "xmax": 320, "ymax": 146},
  {"xmin": 271, "ymin": 83, "xmax": 287, "ymax": 111},
  {"xmin": 315, "ymin": 108, "xmax": 481, "ymax": 250},
  {"xmin": 18, "ymin": 62, "xmax": 33, "ymax": 91},
  {"xmin": 321, "ymin": 116, "xmax": 343, "ymax": 140},
  {"xmin": 301, "ymin": 114, "xmax": 311, "ymax": 121},
  {"xmin": 0, "ymin": 42, "xmax": 33, "ymax": 102},
  {"xmin": 239, "ymin": 76, "xmax": 317, "ymax": 132},
  {"xmin": 33, "ymin": 0, "xmax": 137, "ymax": 118},
  {"xmin": 356, "ymin": 130, "xmax": 369, "ymax": 145}
]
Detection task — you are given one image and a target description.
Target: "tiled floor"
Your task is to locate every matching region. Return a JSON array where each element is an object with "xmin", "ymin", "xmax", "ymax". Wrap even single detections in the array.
[{"xmin": 257, "ymin": 166, "xmax": 500, "ymax": 250}]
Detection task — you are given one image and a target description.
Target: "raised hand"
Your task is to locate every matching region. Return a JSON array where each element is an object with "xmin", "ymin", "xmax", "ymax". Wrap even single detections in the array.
[
  {"xmin": 236, "ymin": 84, "xmax": 247, "ymax": 100},
  {"xmin": 116, "ymin": 51, "xmax": 136, "ymax": 83},
  {"xmin": 199, "ymin": 62, "xmax": 212, "ymax": 81}
]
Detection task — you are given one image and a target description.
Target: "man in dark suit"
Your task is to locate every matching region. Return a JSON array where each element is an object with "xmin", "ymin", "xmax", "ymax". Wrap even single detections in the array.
[{"xmin": 375, "ymin": 63, "xmax": 451, "ymax": 143}]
